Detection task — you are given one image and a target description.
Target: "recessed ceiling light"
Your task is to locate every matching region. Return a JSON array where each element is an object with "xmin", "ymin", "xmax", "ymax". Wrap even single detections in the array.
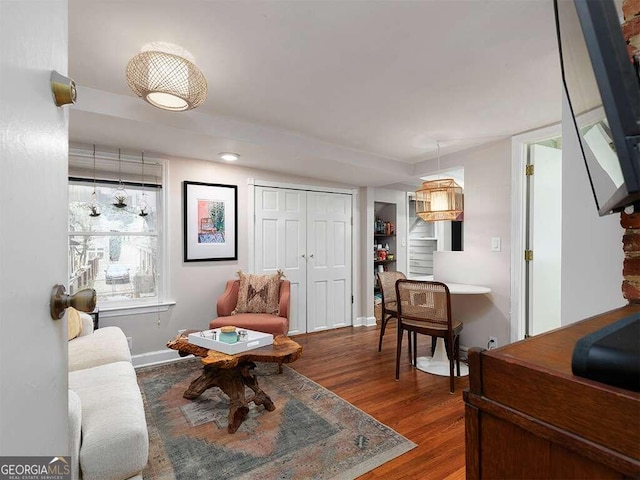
[{"xmin": 219, "ymin": 152, "xmax": 240, "ymax": 162}]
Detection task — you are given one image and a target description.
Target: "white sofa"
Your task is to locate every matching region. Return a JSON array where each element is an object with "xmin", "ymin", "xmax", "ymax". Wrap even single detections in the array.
[{"xmin": 68, "ymin": 312, "xmax": 148, "ymax": 480}]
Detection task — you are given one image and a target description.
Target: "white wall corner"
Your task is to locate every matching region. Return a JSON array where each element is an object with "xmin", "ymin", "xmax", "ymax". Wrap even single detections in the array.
[{"xmin": 354, "ymin": 316, "xmax": 377, "ymax": 327}]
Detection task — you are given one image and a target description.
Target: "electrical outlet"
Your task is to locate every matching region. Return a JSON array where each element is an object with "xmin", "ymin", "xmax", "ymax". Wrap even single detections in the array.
[
  {"xmin": 487, "ymin": 336, "xmax": 498, "ymax": 350},
  {"xmin": 126, "ymin": 337, "xmax": 133, "ymax": 350}
]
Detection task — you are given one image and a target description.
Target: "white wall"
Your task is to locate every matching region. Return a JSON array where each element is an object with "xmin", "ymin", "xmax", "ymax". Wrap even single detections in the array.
[
  {"xmin": 102, "ymin": 157, "xmax": 357, "ymax": 356},
  {"xmin": 560, "ymin": 93, "xmax": 625, "ymax": 324},
  {"xmin": 1, "ymin": 0, "xmax": 69, "ymax": 454},
  {"xmin": 429, "ymin": 140, "xmax": 512, "ymax": 350},
  {"xmin": 360, "ymin": 187, "xmax": 376, "ymax": 322}
]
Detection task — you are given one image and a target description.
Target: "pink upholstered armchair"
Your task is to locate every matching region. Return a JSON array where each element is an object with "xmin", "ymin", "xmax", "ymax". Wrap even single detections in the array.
[{"xmin": 209, "ymin": 279, "xmax": 291, "ymax": 337}]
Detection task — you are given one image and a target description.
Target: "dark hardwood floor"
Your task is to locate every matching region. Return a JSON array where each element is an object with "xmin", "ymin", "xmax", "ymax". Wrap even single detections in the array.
[{"xmin": 289, "ymin": 323, "xmax": 467, "ymax": 480}]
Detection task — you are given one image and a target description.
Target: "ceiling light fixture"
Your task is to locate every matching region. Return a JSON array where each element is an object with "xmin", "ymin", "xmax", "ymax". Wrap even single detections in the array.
[
  {"xmin": 415, "ymin": 141, "xmax": 464, "ymax": 222},
  {"xmin": 126, "ymin": 44, "xmax": 207, "ymax": 112},
  {"xmin": 219, "ymin": 152, "xmax": 240, "ymax": 162}
]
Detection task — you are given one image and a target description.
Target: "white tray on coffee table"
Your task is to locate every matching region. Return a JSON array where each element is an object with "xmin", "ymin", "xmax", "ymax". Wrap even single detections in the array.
[{"xmin": 188, "ymin": 328, "xmax": 274, "ymax": 355}]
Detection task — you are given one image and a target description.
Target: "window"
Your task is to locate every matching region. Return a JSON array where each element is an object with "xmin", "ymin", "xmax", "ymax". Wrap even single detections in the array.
[{"xmin": 68, "ymin": 148, "xmax": 165, "ymax": 309}]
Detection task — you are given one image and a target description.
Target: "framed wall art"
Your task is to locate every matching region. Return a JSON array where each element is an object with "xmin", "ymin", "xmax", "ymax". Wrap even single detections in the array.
[{"xmin": 183, "ymin": 181, "xmax": 238, "ymax": 262}]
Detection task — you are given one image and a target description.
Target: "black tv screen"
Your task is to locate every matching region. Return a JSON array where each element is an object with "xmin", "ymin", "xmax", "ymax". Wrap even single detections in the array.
[{"xmin": 555, "ymin": 0, "xmax": 640, "ymax": 216}]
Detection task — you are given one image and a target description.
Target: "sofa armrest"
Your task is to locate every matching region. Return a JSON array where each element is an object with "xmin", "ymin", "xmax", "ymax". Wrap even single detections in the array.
[
  {"xmin": 279, "ymin": 280, "xmax": 290, "ymax": 322},
  {"xmin": 217, "ymin": 280, "xmax": 239, "ymax": 317},
  {"xmin": 68, "ymin": 390, "xmax": 82, "ymax": 480}
]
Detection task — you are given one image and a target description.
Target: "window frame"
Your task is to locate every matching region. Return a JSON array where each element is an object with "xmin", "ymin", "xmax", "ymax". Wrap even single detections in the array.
[{"xmin": 67, "ymin": 159, "xmax": 171, "ymax": 316}]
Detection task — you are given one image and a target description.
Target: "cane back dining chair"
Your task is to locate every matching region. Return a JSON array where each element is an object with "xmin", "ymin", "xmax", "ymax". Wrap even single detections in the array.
[
  {"xmin": 395, "ymin": 279, "xmax": 463, "ymax": 393},
  {"xmin": 376, "ymin": 271, "xmax": 411, "ymax": 354}
]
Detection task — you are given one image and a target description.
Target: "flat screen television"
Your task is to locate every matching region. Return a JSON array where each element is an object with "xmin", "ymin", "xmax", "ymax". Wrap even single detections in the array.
[{"xmin": 555, "ymin": 0, "xmax": 640, "ymax": 216}]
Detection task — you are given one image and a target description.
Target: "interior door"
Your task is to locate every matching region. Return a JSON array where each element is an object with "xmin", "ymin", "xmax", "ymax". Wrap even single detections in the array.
[
  {"xmin": 1, "ymin": 0, "xmax": 69, "ymax": 453},
  {"xmin": 254, "ymin": 186, "xmax": 352, "ymax": 334},
  {"xmin": 255, "ymin": 186, "xmax": 307, "ymax": 334},
  {"xmin": 528, "ymin": 143, "xmax": 562, "ymax": 335},
  {"xmin": 306, "ymin": 192, "xmax": 353, "ymax": 332}
]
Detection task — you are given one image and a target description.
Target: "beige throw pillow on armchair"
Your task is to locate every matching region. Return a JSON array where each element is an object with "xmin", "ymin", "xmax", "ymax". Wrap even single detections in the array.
[{"xmin": 232, "ymin": 271, "xmax": 283, "ymax": 315}]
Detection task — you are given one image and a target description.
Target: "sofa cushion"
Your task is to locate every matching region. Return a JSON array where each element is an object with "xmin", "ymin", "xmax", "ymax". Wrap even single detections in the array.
[
  {"xmin": 69, "ymin": 361, "xmax": 148, "ymax": 480},
  {"xmin": 68, "ymin": 326, "xmax": 131, "ymax": 372},
  {"xmin": 210, "ymin": 313, "xmax": 288, "ymax": 337},
  {"xmin": 67, "ymin": 308, "xmax": 83, "ymax": 341},
  {"xmin": 68, "ymin": 390, "xmax": 82, "ymax": 480},
  {"xmin": 233, "ymin": 271, "xmax": 282, "ymax": 315}
]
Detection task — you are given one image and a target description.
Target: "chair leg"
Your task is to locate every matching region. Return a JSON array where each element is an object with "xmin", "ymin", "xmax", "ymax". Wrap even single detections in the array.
[
  {"xmin": 396, "ymin": 324, "xmax": 403, "ymax": 381},
  {"xmin": 446, "ymin": 335, "xmax": 455, "ymax": 394},
  {"xmin": 407, "ymin": 328, "xmax": 413, "ymax": 362},
  {"xmin": 378, "ymin": 315, "xmax": 389, "ymax": 352},
  {"xmin": 413, "ymin": 331, "xmax": 417, "ymax": 367},
  {"xmin": 455, "ymin": 336, "xmax": 461, "ymax": 377}
]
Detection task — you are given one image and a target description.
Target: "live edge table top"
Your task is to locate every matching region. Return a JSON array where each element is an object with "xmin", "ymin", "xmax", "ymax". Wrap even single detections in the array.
[{"xmin": 167, "ymin": 332, "xmax": 303, "ymax": 368}]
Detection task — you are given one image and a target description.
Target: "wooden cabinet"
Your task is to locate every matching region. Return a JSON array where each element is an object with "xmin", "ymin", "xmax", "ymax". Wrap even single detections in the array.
[{"xmin": 464, "ymin": 305, "xmax": 640, "ymax": 479}]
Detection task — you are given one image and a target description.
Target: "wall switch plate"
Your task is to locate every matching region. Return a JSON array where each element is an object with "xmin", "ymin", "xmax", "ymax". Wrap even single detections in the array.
[{"xmin": 491, "ymin": 237, "xmax": 501, "ymax": 252}]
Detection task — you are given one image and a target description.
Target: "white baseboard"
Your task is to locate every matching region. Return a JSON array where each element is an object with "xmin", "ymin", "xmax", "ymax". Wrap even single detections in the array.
[
  {"xmin": 132, "ymin": 349, "xmax": 187, "ymax": 368},
  {"xmin": 354, "ymin": 316, "xmax": 377, "ymax": 327}
]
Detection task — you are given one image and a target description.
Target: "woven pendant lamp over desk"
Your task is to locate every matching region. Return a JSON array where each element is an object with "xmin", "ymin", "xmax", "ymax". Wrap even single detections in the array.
[{"xmin": 415, "ymin": 141, "xmax": 464, "ymax": 222}]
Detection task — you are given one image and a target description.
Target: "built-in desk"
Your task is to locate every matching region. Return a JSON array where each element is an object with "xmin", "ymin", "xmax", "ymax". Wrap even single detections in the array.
[{"xmin": 464, "ymin": 305, "xmax": 640, "ymax": 479}]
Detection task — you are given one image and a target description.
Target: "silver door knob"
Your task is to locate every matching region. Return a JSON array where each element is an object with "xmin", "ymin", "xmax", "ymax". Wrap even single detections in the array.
[
  {"xmin": 301, "ymin": 254, "xmax": 306, "ymax": 258},
  {"xmin": 309, "ymin": 254, "xmax": 314, "ymax": 258}
]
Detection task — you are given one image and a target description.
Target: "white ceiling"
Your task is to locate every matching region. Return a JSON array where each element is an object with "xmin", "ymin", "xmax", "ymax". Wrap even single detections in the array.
[{"xmin": 68, "ymin": 0, "xmax": 561, "ymax": 188}]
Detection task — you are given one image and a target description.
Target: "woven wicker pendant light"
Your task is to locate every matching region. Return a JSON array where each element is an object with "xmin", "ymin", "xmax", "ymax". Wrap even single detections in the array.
[
  {"xmin": 415, "ymin": 142, "xmax": 464, "ymax": 222},
  {"xmin": 126, "ymin": 46, "xmax": 207, "ymax": 112}
]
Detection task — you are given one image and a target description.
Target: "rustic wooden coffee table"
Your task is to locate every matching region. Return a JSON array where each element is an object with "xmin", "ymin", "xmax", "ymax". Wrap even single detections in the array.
[{"xmin": 167, "ymin": 332, "xmax": 302, "ymax": 433}]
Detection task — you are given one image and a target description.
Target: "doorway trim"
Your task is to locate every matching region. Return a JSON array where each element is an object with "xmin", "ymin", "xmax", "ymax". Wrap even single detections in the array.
[
  {"xmin": 510, "ymin": 122, "xmax": 562, "ymax": 343},
  {"xmin": 247, "ymin": 178, "xmax": 360, "ymax": 327}
]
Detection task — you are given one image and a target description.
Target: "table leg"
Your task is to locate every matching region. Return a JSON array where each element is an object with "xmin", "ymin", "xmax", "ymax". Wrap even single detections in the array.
[
  {"xmin": 415, "ymin": 338, "xmax": 469, "ymax": 377},
  {"xmin": 182, "ymin": 361, "xmax": 276, "ymax": 433}
]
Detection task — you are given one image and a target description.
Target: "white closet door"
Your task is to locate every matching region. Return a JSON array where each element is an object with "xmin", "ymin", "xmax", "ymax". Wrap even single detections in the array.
[
  {"xmin": 306, "ymin": 192, "xmax": 352, "ymax": 332},
  {"xmin": 255, "ymin": 187, "xmax": 307, "ymax": 334}
]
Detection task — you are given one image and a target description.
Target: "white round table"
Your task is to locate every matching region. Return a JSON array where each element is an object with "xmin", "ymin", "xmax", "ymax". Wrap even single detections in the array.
[{"xmin": 410, "ymin": 280, "xmax": 491, "ymax": 377}]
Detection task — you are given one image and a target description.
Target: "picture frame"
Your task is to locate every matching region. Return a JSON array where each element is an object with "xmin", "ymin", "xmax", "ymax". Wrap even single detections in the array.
[{"xmin": 183, "ymin": 181, "xmax": 238, "ymax": 262}]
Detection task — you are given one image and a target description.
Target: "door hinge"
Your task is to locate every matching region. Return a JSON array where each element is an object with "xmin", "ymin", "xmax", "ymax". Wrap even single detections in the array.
[
  {"xmin": 526, "ymin": 164, "xmax": 534, "ymax": 176},
  {"xmin": 524, "ymin": 249, "xmax": 533, "ymax": 261},
  {"xmin": 351, "ymin": 295, "xmax": 354, "ymax": 304}
]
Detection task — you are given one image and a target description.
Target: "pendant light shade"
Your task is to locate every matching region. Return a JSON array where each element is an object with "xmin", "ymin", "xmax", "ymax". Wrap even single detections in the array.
[
  {"xmin": 415, "ymin": 178, "xmax": 464, "ymax": 222},
  {"xmin": 126, "ymin": 50, "xmax": 207, "ymax": 112}
]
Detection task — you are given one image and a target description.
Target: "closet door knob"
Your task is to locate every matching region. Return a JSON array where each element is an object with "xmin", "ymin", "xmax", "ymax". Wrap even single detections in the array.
[{"xmin": 301, "ymin": 254, "xmax": 306, "ymax": 259}]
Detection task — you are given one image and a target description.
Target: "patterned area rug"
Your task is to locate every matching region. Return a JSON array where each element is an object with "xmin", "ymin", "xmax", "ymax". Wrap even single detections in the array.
[{"xmin": 137, "ymin": 359, "xmax": 415, "ymax": 479}]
